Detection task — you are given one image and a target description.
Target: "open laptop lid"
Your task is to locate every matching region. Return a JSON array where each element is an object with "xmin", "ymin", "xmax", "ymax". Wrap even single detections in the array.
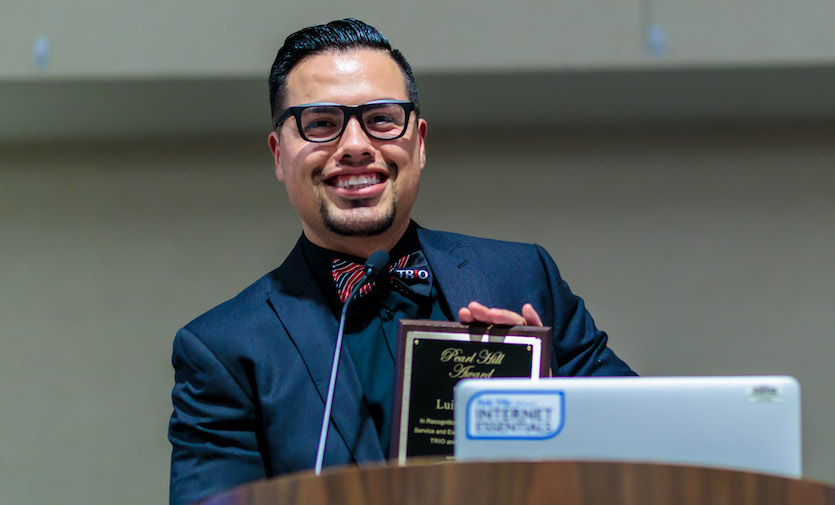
[{"xmin": 454, "ymin": 376, "xmax": 801, "ymax": 477}]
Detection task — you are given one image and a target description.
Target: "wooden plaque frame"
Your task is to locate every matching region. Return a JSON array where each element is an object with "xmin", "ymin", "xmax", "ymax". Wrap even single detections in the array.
[{"xmin": 390, "ymin": 320, "xmax": 551, "ymax": 464}]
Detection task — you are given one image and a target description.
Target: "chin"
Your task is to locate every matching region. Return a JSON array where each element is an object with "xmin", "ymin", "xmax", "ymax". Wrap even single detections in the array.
[{"xmin": 321, "ymin": 202, "xmax": 397, "ymax": 238}]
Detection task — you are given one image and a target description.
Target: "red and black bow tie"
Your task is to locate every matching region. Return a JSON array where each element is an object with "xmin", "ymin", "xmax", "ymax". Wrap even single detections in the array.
[{"xmin": 332, "ymin": 251, "xmax": 433, "ymax": 303}]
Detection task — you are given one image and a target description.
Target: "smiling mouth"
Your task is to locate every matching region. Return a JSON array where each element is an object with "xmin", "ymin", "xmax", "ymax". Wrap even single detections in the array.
[{"xmin": 326, "ymin": 172, "xmax": 385, "ymax": 190}]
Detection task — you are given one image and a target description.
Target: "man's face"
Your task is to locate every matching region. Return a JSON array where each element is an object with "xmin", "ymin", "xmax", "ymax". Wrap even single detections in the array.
[{"xmin": 268, "ymin": 49, "xmax": 427, "ymax": 251}]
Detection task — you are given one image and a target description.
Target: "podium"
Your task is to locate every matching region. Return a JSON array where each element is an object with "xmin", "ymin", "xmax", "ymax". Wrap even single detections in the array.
[{"xmin": 203, "ymin": 460, "xmax": 835, "ymax": 505}]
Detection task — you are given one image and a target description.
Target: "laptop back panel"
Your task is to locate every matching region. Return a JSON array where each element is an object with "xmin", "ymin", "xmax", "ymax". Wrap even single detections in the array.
[{"xmin": 454, "ymin": 376, "xmax": 801, "ymax": 477}]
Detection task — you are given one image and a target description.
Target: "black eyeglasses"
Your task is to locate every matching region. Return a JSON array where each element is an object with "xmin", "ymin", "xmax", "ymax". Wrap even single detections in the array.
[{"xmin": 274, "ymin": 100, "xmax": 416, "ymax": 143}]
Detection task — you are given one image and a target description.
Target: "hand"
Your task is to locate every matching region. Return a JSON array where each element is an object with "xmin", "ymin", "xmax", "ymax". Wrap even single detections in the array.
[{"xmin": 458, "ymin": 301, "xmax": 543, "ymax": 327}]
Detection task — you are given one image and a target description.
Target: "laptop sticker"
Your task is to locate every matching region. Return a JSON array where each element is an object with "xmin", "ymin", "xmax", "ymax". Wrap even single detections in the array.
[{"xmin": 465, "ymin": 390, "xmax": 565, "ymax": 440}]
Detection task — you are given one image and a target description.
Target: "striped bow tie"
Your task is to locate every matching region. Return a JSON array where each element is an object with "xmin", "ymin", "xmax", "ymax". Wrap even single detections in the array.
[{"xmin": 332, "ymin": 251, "xmax": 433, "ymax": 303}]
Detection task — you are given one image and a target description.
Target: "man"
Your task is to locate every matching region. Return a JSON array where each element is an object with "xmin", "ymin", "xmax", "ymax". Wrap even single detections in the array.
[{"xmin": 169, "ymin": 18, "xmax": 634, "ymax": 505}]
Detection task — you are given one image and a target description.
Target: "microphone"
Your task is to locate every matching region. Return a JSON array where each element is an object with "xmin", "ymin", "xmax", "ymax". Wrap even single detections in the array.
[{"xmin": 314, "ymin": 250, "xmax": 390, "ymax": 475}]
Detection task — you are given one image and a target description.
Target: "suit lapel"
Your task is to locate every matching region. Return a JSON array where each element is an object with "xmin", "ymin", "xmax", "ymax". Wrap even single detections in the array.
[
  {"xmin": 418, "ymin": 229, "xmax": 496, "ymax": 318},
  {"xmin": 265, "ymin": 239, "xmax": 383, "ymax": 464}
]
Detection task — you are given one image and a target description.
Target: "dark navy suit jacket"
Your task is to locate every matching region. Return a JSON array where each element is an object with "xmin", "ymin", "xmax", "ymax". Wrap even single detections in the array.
[{"xmin": 168, "ymin": 228, "xmax": 635, "ymax": 505}]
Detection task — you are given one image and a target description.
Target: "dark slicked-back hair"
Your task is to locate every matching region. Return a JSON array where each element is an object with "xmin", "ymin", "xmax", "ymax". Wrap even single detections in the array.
[{"xmin": 268, "ymin": 18, "xmax": 419, "ymax": 126}]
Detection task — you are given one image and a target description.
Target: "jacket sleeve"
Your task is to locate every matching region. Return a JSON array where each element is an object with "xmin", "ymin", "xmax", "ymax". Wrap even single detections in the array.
[
  {"xmin": 535, "ymin": 244, "xmax": 637, "ymax": 377},
  {"xmin": 168, "ymin": 327, "xmax": 267, "ymax": 505}
]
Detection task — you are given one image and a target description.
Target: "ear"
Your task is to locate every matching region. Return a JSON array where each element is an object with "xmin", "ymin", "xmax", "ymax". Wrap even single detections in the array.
[
  {"xmin": 267, "ymin": 131, "xmax": 286, "ymax": 182},
  {"xmin": 417, "ymin": 118, "xmax": 428, "ymax": 170}
]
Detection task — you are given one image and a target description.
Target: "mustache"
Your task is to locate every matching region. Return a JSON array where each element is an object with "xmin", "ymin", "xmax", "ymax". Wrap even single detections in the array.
[{"xmin": 312, "ymin": 161, "xmax": 398, "ymax": 180}]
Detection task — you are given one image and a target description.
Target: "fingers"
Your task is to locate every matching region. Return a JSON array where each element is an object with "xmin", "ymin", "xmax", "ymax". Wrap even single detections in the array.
[
  {"xmin": 467, "ymin": 301, "xmax": 525, "ymax": 325},
  {"xmin": 458, "ymin": 301, "xmax": 543, "ymax": 327},
  {"xmin": 521, "ymin": 303, "xmax": 543, "ymax": 326}
]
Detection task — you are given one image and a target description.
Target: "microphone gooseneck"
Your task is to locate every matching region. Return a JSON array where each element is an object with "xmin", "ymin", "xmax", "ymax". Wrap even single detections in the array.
[{"xmin": 314, "ymin": 250, "xmax": 390, "ymax": 475}]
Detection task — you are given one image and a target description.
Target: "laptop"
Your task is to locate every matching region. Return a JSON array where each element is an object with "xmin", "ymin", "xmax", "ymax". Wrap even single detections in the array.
[{"xmin": 454, "ymin": 376, "xmax": 801, "ymax": 477}]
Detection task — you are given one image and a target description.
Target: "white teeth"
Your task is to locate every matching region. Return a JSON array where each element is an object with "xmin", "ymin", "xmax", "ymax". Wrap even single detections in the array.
[{"xmin": 334, "ymin": 173, "xmax": 381, "ymax": 189}]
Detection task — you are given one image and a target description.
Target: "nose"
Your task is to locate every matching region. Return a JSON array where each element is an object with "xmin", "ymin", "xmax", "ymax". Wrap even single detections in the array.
[{"xmin": 336, "ymin": 116, "xmax": 373, "ymax": 162}]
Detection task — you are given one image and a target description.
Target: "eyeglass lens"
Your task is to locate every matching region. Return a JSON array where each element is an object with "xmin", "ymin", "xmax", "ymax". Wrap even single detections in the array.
[{"xmin": 299, "ymin": 103, "xmax": 408, "ymax": 142}]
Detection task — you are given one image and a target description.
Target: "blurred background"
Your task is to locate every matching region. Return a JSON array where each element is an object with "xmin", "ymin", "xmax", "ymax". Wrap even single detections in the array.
[{"xmin": 1, "ymin": 1, "xmax": 834, "ymax": 504}]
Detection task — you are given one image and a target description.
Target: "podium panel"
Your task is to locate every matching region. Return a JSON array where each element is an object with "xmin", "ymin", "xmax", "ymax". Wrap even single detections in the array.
[{"xmin": 203, "ymin": 460, "xmax": 835, "ymax": 505}]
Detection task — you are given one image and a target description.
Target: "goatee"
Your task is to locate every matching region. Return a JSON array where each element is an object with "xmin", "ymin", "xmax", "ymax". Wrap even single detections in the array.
[{"xmin": 321, "ymin": 197, "xmax": 397, "ymax": 237}]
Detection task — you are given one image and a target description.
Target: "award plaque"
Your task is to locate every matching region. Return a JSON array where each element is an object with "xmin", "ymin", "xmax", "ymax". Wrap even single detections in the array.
[{"xmin": 391, "ymin": 320, "xmax": 551, "ymax": 464}]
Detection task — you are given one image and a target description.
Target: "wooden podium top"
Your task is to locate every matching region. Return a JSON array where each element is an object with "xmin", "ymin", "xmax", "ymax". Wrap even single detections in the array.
[{"xmin": 204, "ymin": 460, "xmax": 835, "ymax": 505}]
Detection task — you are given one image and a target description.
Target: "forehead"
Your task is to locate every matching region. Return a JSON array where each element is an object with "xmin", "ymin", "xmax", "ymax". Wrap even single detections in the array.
[{"xmin": 284, "ymin": 49, "xmax": 409, "ymax": 107}]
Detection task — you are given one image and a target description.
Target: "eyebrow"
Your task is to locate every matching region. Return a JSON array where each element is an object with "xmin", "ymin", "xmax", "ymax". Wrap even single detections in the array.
[
  {"xmin": 305, "ymin": 105, "xmax": 342, "ymax": 112},
  {"xmin": 289, "ymin": 98, "xmax": 402, "ymax": 108}
]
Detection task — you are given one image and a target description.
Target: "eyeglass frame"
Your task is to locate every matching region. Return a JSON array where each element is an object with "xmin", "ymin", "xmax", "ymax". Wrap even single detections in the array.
[{"xmin": 273, "ymin": 99, "xmax": 417, "ymax": 143}]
